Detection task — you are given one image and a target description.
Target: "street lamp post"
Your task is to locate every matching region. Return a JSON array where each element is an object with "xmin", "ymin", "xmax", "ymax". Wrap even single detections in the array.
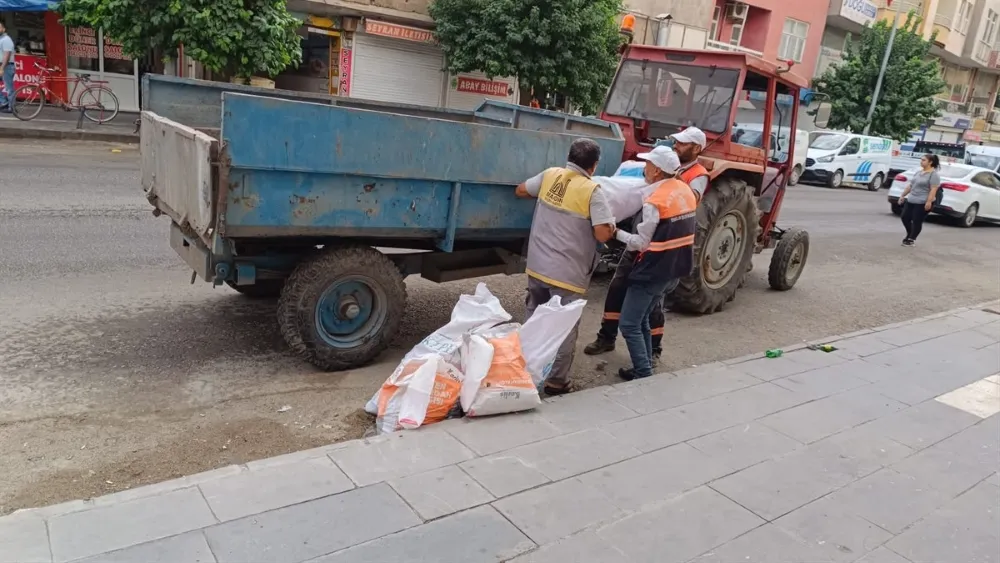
[{"xmin": 864, "ymin": 2, "xmax": 901, "ymax": 135}]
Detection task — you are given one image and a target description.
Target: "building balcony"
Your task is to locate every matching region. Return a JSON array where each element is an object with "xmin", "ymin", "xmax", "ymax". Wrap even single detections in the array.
[{"xmin": 706, "ymin": 39, "xmax": 765, "ymax": 58}]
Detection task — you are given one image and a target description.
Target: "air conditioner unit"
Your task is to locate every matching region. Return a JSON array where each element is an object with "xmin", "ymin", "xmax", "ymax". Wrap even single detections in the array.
[{"xmin": 726, "ymin": 2, "xmax": 748, "ymax": 21}]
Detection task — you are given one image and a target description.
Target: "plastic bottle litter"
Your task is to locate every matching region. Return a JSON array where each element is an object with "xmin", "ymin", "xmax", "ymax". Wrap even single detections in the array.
[{"xmin": 765, "ymin": 349, "xmax": 783, "ymax": 359}]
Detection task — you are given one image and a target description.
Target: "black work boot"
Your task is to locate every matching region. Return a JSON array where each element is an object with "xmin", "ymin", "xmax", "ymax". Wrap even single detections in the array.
[
  {"xmin": 652, "ymin": 350, "xmax": 662, "ymax": 368},
  {"xmin": 584, "ymin": 337, "xmax": 616, "ymax": 355}
]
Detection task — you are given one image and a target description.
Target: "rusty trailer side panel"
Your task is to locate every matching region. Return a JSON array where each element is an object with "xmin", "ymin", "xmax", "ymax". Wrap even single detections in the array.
[{"xmin": 218, "ymin": 93, "xmax": 625, "ymax": 249}]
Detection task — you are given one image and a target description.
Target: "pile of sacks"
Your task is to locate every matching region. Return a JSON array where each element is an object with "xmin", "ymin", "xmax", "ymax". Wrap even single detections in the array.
[{"xmin": 364, "ymin": 283, "xmax": 585, "ymax": 433}]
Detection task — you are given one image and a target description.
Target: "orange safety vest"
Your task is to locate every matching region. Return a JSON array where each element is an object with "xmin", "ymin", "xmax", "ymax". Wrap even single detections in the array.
[
  {"xmin": 679, "ymin": 162, "xmax": 709, "ymax": 185},
  {"xmin": 629, "ymin": 178, "xmax": 698, "ymax": 284}
]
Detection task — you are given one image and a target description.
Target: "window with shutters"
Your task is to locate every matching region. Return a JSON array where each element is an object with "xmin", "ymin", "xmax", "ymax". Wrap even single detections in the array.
[{"xmin": 778, "ymin": 18, "xmax": 809, "ymax": 63}]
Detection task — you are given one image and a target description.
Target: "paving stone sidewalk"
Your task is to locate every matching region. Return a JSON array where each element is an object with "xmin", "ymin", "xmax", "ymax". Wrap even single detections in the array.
[
  {"xmin": 3, "ymin": 302, "xmax": 1000, "ymax": 563},
  {"xmin": 0, "ymin": 109, "xmax": 137, "ymax": 143}
]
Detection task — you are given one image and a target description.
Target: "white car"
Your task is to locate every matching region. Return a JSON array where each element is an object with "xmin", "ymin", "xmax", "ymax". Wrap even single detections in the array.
[{"xmin": 887, "ymin": 163, "xmax": 1000, "ymax": 227}]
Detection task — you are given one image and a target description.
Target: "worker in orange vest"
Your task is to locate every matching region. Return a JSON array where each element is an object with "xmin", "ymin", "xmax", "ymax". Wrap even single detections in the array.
[{"xmin": 584, "ymin": 128, "xmax": 709, "ymax": 363}]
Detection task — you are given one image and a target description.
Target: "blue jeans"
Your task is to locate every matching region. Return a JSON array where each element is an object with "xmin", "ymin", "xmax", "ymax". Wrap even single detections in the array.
[
  {"xmin": 620, "ymin": 278, "xmax": 675, "ymax": 379},
  {"xmin": 0, "ymin": 62, "xmax": 14, "ymax": 108}
]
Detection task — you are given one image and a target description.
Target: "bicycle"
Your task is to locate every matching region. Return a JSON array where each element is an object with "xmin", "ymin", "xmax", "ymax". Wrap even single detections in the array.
[{"xmin": 11, "ymin": 63, "xmax": 120, "ymax": 124}]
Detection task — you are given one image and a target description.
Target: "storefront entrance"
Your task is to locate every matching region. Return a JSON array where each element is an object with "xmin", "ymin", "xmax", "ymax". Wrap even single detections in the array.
[{"xmin": 65, "ymin": 26, "xmax": 139, "ymax": 112}]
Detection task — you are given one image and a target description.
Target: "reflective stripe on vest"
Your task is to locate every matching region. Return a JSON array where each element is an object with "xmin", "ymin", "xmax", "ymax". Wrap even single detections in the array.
[{"xmin": 525, "ymin": 168, "xmax": 599, "ymax": 294}]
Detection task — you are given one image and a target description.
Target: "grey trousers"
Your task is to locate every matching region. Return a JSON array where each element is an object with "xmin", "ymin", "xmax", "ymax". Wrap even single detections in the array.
[{"xmin": 525, "ymin": 276, "xmax": 585, "ymax": 388}]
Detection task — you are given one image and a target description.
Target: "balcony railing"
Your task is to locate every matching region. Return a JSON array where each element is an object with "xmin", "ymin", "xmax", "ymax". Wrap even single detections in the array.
[
  {"xmin": 706, "ymin": 40, "xmax": 765, "ymax": 59},
  {"xmin": 934, "ymin": 14, "xmax": 953, "ymax": 29}
]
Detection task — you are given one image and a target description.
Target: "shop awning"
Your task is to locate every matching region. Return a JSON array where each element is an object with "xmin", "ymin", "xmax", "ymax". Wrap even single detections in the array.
[{"xmin": 0, "ymin": 0, "xmax": 58, "ymax": 11}]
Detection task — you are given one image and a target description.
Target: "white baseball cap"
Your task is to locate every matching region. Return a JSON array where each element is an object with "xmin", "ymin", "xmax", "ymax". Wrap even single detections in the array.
[
  {"xmin": 670, "ymin": 127, "xmax": 707, "ymax": 149},
  {"xmin": 636, "ymin": 146, "xmax": 681, "ymax": 175}
]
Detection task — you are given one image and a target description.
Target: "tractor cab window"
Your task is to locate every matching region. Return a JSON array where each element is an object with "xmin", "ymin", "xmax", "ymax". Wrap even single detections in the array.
[
  {"xmin": 731, "ymin": 71, "xmax": 771, "ymax": 156},
  {"xmin": 604, "ymin": 59, "xmax": 740, "ymax": 141}
]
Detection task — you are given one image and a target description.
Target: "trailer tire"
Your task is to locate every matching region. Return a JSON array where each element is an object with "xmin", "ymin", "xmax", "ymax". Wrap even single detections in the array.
[
  {"xmin": 278, "ymin": 246, "xmax": 406, "ymax": 371},
  {"xmin": 672, "ymin": 176, "xmax": 760, "ymax": 314},
  {"xmin": 768, "ymin": 227, "xmax": 809, "ymax": 291},
  {"xmin": 226, "ymin": 279, "xmax": 285, "ymax": 299}
]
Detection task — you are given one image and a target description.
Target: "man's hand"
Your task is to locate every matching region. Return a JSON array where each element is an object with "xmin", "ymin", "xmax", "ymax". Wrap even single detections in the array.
[
  {"xmin": 515, "ymin": 183, "xmax": 533, "ymax": 199},
  {"xmin": 593, "ymin": 223, "xmax": 615, "ymax": 244}
]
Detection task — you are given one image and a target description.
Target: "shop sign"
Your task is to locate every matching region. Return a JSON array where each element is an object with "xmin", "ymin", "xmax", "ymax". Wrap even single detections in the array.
[
  {"xmin": 13, "ymin": 55, "xmax": 47, "ymax": 90},
  {"xmin": 364, "ymin": 19, "xmax": 434, "ymax": 43},
  {"xmin": 841, "ymin": 0, "xmax": 877, "ymax": 26},
  {"xmin": 964, "ymin": 130, "xmax": 982, "ymax": 142},
  {"xmin": 103, "ymin": 34, "xmax": 129, "ymax": 61},
  {"xmin": 339, "ymin": 47, "xmax": 352, "ymax": 96},
  {"xmin": 67, "ymin": 26, "xmax": 99, "ymax": 59},
  {"xmin": 933, "ymin": 114, "xmax": 972, "ymax": 129},
  {"xmin": 455, "ymin": 75, "xmax": 511, "ymax": 97}
]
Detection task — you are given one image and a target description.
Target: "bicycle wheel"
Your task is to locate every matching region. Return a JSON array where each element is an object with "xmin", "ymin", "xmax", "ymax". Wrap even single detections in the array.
[
  {"xmin": 12, "ymin": 85, "xmax": 45, "ymax": 121},
  {"xmin": 79, "ymin": 85, "xmax": 120, "ymax": 124}
]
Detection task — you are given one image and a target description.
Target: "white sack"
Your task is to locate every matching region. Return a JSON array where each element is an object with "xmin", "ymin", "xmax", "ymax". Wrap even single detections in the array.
[
  {"xmin": 519, "ymin": 296, "xmax": 588, "ymax": 386},
  {"xmin": 593, "ymin": 175, "xmax": 650, "ymax": 222}
]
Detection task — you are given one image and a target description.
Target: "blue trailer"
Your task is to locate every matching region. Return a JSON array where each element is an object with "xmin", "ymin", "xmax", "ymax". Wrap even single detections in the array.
[{"xmin": 140, "ymin": 75, "xmax": 625, "ymax": 370}]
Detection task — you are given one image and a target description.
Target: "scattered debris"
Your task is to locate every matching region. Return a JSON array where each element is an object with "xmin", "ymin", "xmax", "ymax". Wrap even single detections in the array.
[
  {"xmin": 807, "ymin": 344, "xmax": 837, "ymax": 353},
  {"xmin": 765, "ymin": 349, "xmax": 783, "ymax": 359},
  {"xmin": 595, "ymin": 360, "xmax": 608, "ymax": 372},
  {"xmin": 277, "ymin": 405, "xmax": 292, "ymax": 413}
]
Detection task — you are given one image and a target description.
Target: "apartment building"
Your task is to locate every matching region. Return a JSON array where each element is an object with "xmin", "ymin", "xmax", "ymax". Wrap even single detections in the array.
[{"xmin": 820, "ymin": 0, "xmax": 1000, "ymax": 144}]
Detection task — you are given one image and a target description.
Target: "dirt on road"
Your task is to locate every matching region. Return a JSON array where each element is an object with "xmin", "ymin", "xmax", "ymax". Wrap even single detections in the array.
[{"xmin": 2, "ymin": 140, "xmax": 999, "ymax": 515}]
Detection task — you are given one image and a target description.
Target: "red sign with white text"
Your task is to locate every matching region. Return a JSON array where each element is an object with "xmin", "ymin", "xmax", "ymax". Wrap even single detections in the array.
[
  {"xmin": 339, "ymin": 47, "xmax": 352, "ymax": 96},
  {"xmin": 14, "ymin": 55, "xmax": 47, "ymax": 91},
  {"xmin": 364, "ymin": 20, "xmax": 434, "ymax": 43},
  {"xmin": 456, "ymin": 76, "xmax": 510, "ymax": 97}
]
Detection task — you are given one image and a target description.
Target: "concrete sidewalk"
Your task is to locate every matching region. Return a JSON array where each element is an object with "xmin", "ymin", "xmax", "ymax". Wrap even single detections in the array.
[
  {"xmin": 0, "ymin": 108, "xmax": 137, "ymax": 143},
  {"xmin": 3, "ymin": 303, "xmax": 999, "ymax": 563}
]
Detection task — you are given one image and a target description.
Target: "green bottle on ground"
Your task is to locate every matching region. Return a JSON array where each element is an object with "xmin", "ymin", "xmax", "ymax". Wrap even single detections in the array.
[{"xmin": 765, "ymin": 349, "xmax": 783, "ymax": 358}]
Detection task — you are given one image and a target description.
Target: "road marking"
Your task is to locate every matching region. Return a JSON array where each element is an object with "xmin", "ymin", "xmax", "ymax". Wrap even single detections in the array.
[{"xmin": 935, "ymin": 374, "xmax": 1000, "ymax": 419}]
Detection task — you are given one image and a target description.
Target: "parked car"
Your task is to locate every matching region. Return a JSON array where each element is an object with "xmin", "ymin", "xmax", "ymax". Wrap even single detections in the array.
[
  {"xmin": 802, "ymin": 131, "xmax": 893, "ymax": 191},
  {"xmin": 964, "ymin": 144, "xmax": 1000, "ymax": 173},
  {"xmin": 887, "ymin": 163, "xmax": 1000, "ymax": 227},
  {"xmin": 886, "ymin": 140, "xmax": 966, "ymax": 189}
]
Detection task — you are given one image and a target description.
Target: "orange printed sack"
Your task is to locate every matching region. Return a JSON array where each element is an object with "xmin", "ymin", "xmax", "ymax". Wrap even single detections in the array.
[
  {"xmin": 461, "ymin": 332, "xmax": 541, "ymax": 417},
  {"xmin": 376, "ymin": 355, "xmax": 463, "ymax": 433}
]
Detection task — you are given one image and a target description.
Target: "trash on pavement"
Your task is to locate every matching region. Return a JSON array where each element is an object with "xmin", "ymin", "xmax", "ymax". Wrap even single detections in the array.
[
  {"xmin": 460, "ymin": 330, "xmax": 541, "ymax": 417},
  {"xmin": 375, "ymin": 354, "xmax": 463, "ymax": 434},
  {"xmin": 807, "ymin": 344, "xmax": 837, "ymax": 352},
  {"xmin": 277, "ymin": 405, "xmax": 292, "ymax": 413},
  {"xmin": 365, "ymin": 283, "xmax": 584, "ymax": 431},
  {"xmin": 765, "ymin": 348, "xmax": 784, "ymax": 358}
]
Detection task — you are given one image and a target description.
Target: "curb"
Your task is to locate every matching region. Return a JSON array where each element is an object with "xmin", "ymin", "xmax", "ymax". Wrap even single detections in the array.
[{"xmin": 0, "ymin": 125, "xmax": 137, "ymax": 144}]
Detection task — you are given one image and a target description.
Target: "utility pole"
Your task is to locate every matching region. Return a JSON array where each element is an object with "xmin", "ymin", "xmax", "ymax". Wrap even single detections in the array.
[{"xmin": 864, "ymin": 1, "xmax": 900, "ymax": 135}]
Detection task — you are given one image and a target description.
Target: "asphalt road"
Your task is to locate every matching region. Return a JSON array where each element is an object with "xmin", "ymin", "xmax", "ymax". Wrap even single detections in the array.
[{"xmin": 1, "ymin": 139, "xmax": 998, "ymax": 514}]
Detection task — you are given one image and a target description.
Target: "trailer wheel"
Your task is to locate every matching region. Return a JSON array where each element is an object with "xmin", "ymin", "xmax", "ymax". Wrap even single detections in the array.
[
  {"xmin": 278, "ymin": 246, "xmax": 406, "ymax": 371},
  {"xmin": 672, "ymin": 176, "xmax": 760, "ymax": 314},
  {"xmin": 226, "ymin": 279, "xmax": 285, "ymax": 299},
  {"xmin": 768, "ymin": 227, "xmax": 809, "ymax": 291}
]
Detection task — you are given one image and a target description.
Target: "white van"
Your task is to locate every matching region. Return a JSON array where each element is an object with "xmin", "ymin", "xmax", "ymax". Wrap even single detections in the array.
[
  {"xmin": 801, "ymin": 131, "xmax": 893, "ymax": 191},
  {"xmin": 964, "ymin": 144, "xmax": 1000, "ymax": 172},
  {"xmin": 730, "ymin": 123, "xmax": 810, "ymax": 185}
]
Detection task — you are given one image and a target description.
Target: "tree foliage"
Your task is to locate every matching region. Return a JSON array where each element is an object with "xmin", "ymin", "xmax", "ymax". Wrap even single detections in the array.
[
  {"xmin": 429, "ymin": 0, "xmax": 624, "ymax": 114},
  {"xmin": 814, "ymin": 12, "xmax": 945, "ymax": 141},
  {"xmin": 58, "ymin": 0, "xmax": 302, "ymax": 79}
]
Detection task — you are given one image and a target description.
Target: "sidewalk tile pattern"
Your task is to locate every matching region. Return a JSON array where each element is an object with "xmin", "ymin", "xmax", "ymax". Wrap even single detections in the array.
[{"xmin": 2, "ymin": 302, "xmax": 998, "ymax": 563}]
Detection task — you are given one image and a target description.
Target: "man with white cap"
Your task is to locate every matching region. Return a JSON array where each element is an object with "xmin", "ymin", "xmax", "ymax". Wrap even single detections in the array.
[
  {"xmin": 612, "ymin": 146, "xmax": 698, "ymax": 381},
  {"xmin": 670, "ymin": 127, "xmax": 710, "ymax": 200},
  {"xmin": 583, "ymin": 127, "xmax": 710, "ymax": 360}
]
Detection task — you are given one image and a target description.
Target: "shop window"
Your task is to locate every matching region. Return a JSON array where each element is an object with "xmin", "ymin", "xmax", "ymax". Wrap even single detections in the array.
[
  {"xmin": 102, "ymin": 34, "xmax": 131, "ymax": 75},
  {"xmin": 67, "ymin": 26, "xmax": 99, "ymax": 72},
  {"xmin": 10, "ymin": 12, "xmax": 46, "ymax": 56}
]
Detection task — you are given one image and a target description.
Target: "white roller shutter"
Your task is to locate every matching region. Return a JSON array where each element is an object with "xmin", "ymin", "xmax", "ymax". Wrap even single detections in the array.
[{"xmin": 351, "ymin": 33, "xmax": 445, "ymax": 106}]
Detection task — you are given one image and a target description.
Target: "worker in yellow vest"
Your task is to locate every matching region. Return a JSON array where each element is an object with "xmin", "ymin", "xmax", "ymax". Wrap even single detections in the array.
[
  {"xmin": 516, "ymin": 138, "xmax": 616, "ymax": 395},
  {"xmin": 612, "ymin": 146, "xmax": 697, "ymax": 381}
]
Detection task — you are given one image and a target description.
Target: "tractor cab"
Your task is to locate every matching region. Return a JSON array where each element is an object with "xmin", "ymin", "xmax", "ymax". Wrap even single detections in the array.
[{"xmin": 600, "ymin": 46, "xmax": 831, "ymax": 313}]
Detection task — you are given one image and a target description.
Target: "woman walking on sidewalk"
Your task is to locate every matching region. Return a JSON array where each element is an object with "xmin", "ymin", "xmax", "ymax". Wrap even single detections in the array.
[{"xmin": 898, "ymin": 154, "xmax": 941, "ymax": 247}]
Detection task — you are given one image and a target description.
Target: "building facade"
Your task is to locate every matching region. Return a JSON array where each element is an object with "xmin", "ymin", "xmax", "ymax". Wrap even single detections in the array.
[{"xmin": 819, "ymin": 0, "xmax": 1000, "ymax": 145}]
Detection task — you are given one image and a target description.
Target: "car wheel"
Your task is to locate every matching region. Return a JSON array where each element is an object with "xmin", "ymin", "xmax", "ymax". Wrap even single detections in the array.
[
  {"xmin": 828, "ymin": 169, "xmax": 844, "ymax": 189},
  {"xmin": 868, "ymin": 173, "xmax": 884, "ymax": 192},
  {"xmin": 788, "ymin": 165, "xmax": 802, "ymax": 186},
  {"xmin": 960, "ymin": 203, "xmax": 978, "ymax": 228}
]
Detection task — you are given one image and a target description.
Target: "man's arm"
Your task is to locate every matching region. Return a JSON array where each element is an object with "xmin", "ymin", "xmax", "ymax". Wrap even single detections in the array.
[
  {"xmin": 688, "ymin": 176, "xmax": 708, "ymax": 201},
  {"xmin": 589, "ymin": 187, "xmax": 616, "ymax": 243},
  {"xmin": 0, "ymin": 48, "xmax": 10, "ymax": 69},
  {"xmin": 614, "ymin": 203, "xmax": 658, "ymax": 251},
  {"xmin": 516, "ymin": 170, "xmax": 546, "ymax": 199}
]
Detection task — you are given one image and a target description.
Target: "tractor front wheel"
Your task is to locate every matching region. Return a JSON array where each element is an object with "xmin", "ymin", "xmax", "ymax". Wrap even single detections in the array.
[
  {"xmin": 672, "ymin": 176, "xmax": 761, "ymax": 314},
  {"xmin": 768, "ymin": 228, "xmax": 810, "ymax": 291}
]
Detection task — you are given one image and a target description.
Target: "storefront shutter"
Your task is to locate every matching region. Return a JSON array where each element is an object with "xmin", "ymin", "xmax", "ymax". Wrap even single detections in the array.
[{"xmin": 351, "ymin": 33, "xmax": 445, "ymax": 107}]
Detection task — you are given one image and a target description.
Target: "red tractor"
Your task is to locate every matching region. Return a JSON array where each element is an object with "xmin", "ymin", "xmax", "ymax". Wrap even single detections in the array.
[{"xmin": 599, "ymin": 44, "xmax": 831, "ymax": 313}]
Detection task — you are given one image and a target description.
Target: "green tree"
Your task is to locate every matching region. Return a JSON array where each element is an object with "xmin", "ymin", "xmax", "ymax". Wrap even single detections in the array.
[
  {"xmin": 58, "ymin": 0, "xmax": 302, "ymax": 80},
  {"xmin": 814, "ymin": 12, "xmax": 945, "ymax": 141},
  {"xmin": 429, "ymin": 0, "xmax": 624, "ymax": 114}
]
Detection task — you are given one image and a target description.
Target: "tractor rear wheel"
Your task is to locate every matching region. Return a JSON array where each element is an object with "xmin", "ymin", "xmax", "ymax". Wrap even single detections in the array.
[{"xmin": 672, "ymin": 176, "xmax": 760, "ymax": 314}]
